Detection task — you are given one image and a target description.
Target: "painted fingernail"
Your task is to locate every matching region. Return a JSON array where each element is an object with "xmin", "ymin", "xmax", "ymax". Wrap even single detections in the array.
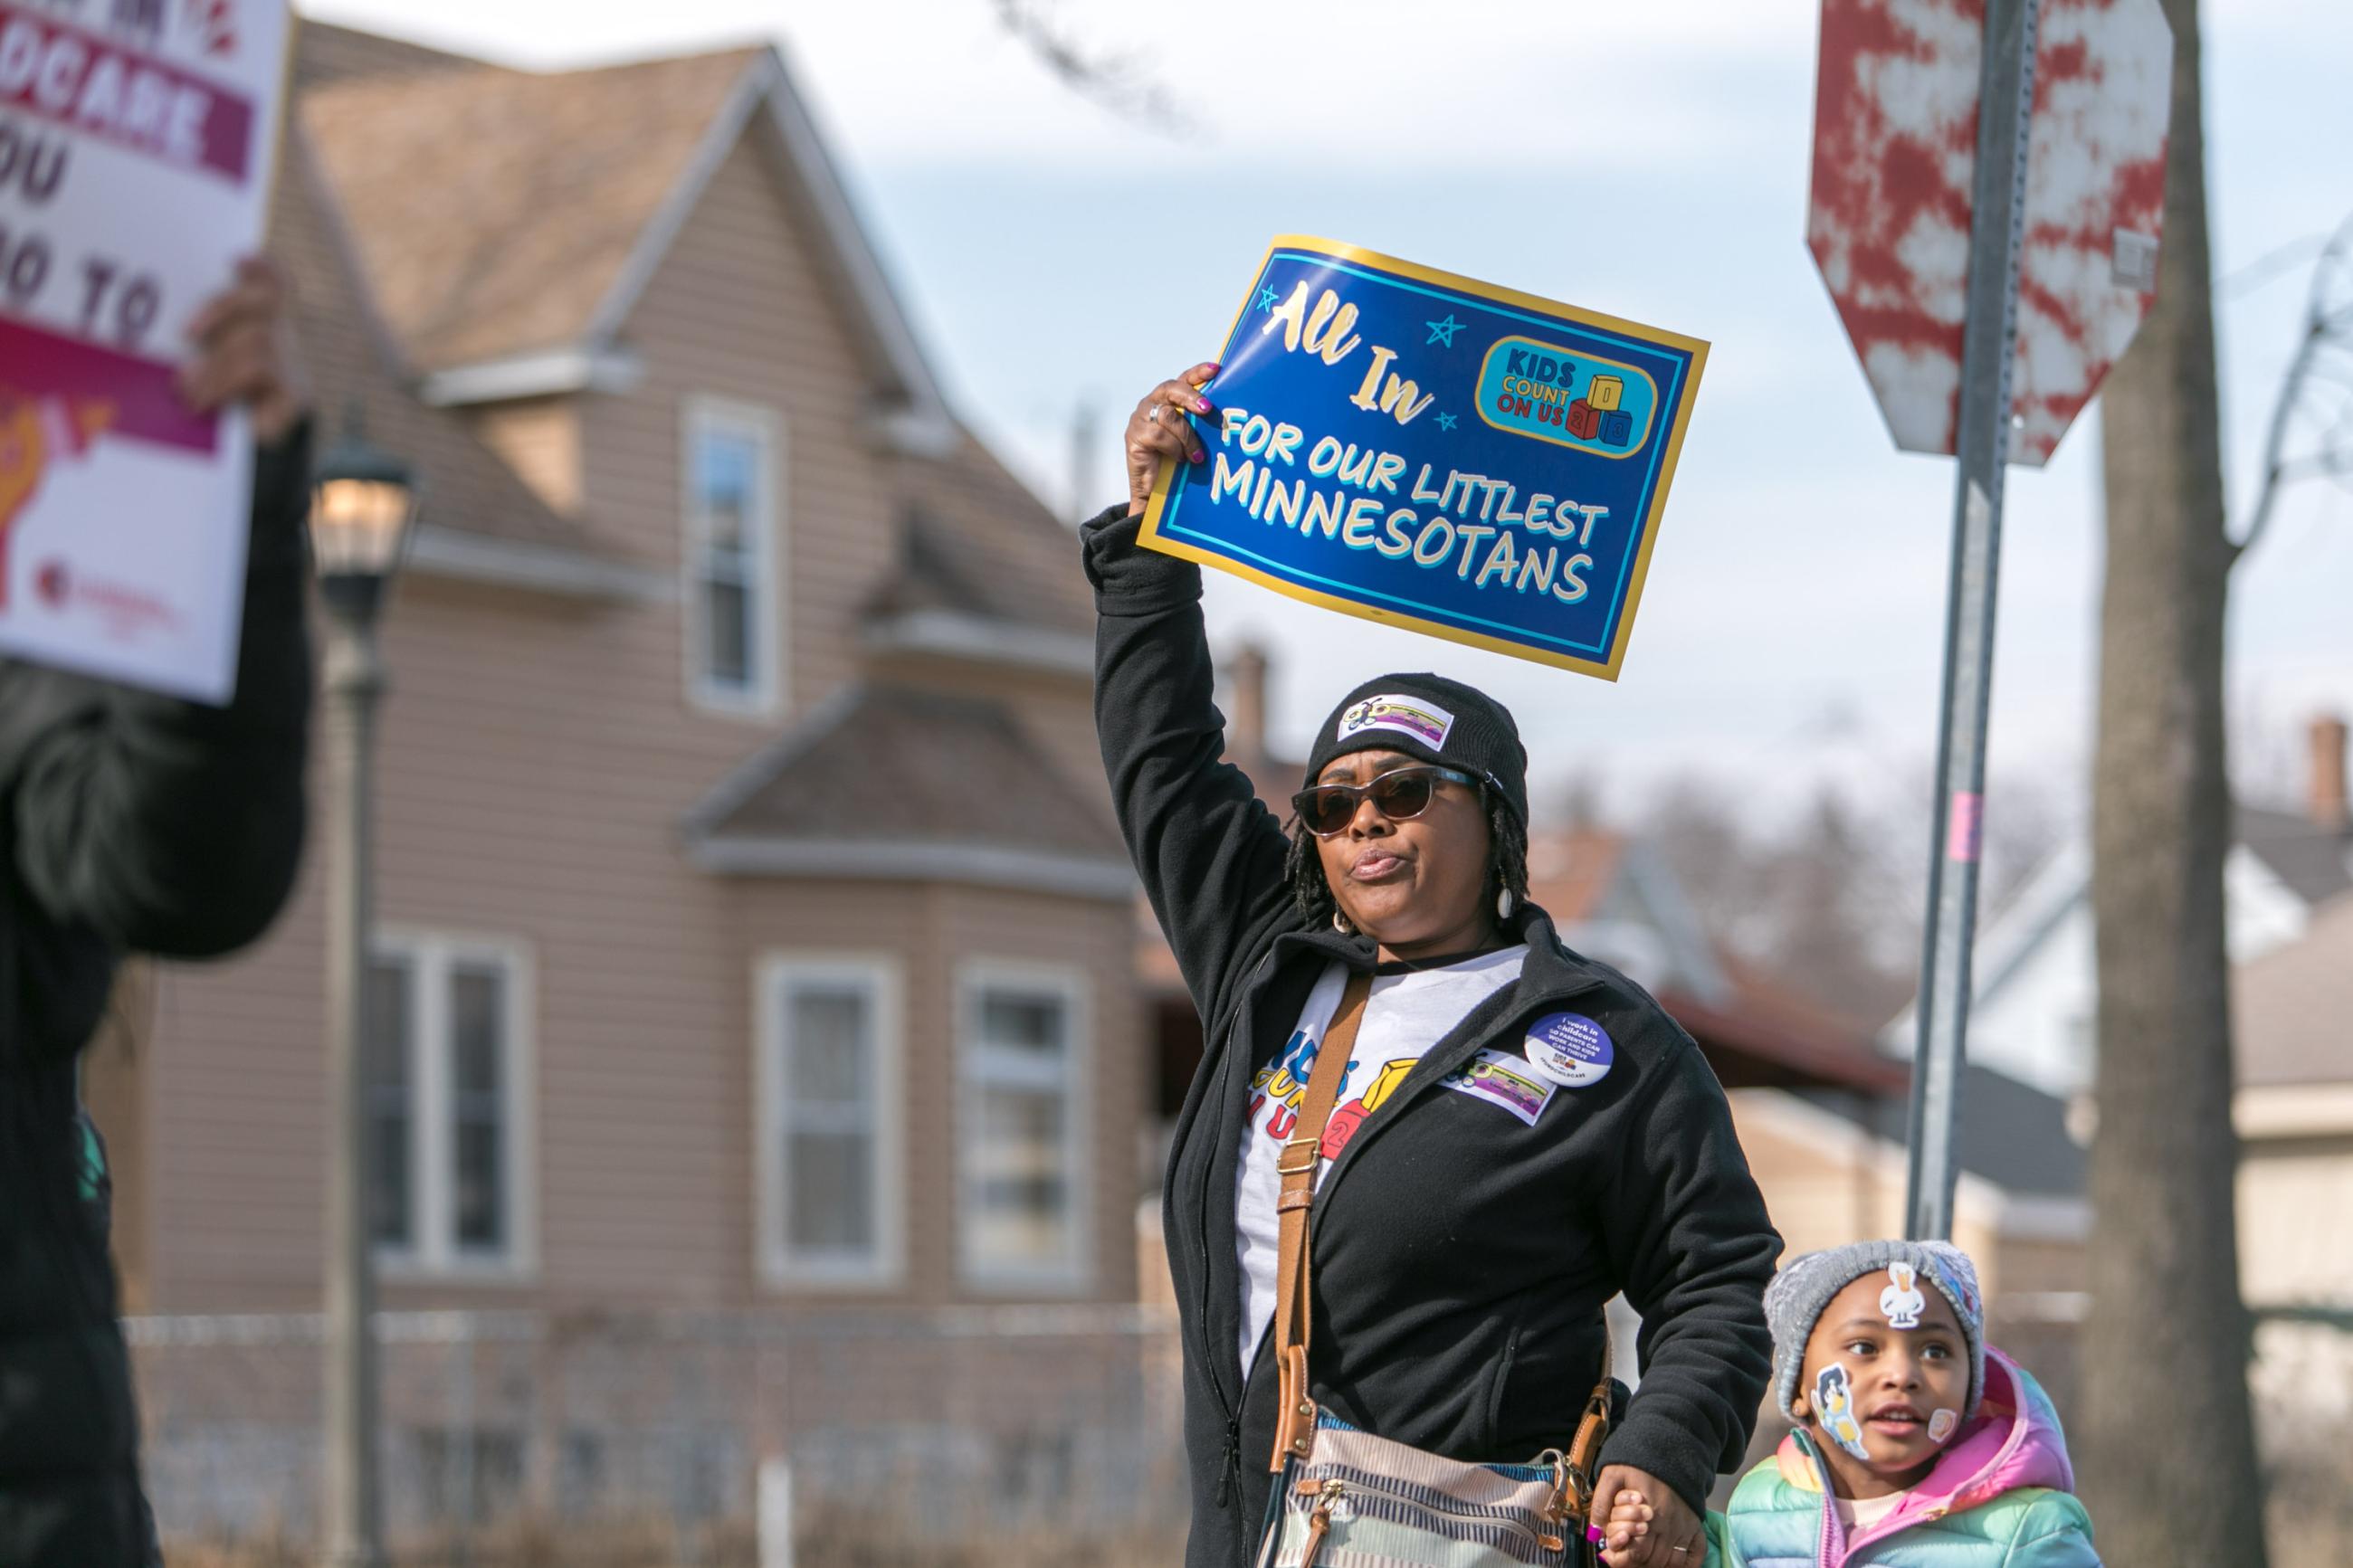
[
  {"xmin": 1197, "ymin": 399, "xmax": 1217, "ymax": 414},
  {"xmin": 1189, "ymin": 449, "xmax": 1205, "ymax": 464},
  {"xmin": 1587, "ymin": 1525, "xmax": 1606, "ymax": 1544}
]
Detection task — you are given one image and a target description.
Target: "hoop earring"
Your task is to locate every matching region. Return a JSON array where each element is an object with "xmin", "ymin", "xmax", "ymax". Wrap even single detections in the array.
[
  {"xmin": 1332, "ymin": 910, "xmax": 1356, "ymax": 936},
  {"xmin": 1496, "ymin": 889, "xmax": 1515, "ymax": 920}
]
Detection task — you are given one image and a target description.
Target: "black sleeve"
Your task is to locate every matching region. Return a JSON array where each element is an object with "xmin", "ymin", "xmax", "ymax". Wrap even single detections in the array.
[
  {"xmin": 1084, "ymin": 504, "xmax": 1295, "ymax": 1024},
  {"xmin": 10, "ymin": 424, "xmax": 316, "ymax": 957},
  {"xmin": 1594, "ymin": 1031, "xmax": 1782, "ymax": 1513}
]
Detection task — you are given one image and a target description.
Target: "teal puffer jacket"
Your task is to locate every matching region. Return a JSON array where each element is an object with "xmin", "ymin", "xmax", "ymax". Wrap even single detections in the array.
[{"xmin": 1706, "ymin": 1348, "xmax": 2099, "ymax": 1568}]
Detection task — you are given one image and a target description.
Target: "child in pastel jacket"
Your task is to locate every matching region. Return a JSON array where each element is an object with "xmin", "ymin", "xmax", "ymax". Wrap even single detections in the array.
[{"xmin": 1607, "ymin": 1240, "xmax": 2099, "ymax": 1568}]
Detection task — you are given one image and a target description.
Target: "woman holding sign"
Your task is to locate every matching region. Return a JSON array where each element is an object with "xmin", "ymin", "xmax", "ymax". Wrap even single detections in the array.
[
  {"xmin": 1089, "ymin": 366, "xmax": 1780, "ymax": 1568},
  {"xmin": 0, "ymin": 258, "xmax": 313, "ymax": 1568}
]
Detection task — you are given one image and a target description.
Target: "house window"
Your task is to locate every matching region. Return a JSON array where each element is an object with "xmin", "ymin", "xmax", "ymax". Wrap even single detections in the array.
[
  {"xmin": 757, "ymin": 956, "xmax": 902, "ymax": 1288},
  {"xmin": 364, "ymin": 958, "xmax": 414, "ymax": 1249},
  {"xmin": 957, "ymin": 964, "xmax": 1089, "ymax": 1291},
  {"xmin": 681, "ymin": 396, "xmax": 782, "ymax": 715},
  {"xmin": 367, "ymin": 934, "xmax": 534, "ymax": 1275}
]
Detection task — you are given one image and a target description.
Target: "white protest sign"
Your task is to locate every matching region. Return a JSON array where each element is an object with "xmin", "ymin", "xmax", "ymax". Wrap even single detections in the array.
[{"xmin": 0, "ymin": 0, "xmax": 292, "ymax": 702}]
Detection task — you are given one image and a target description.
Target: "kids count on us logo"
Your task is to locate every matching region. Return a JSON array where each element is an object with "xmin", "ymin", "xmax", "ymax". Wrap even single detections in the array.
[{"xmin": 1476, "ymin": 337, "xmax": 1658, "ymax": 458}]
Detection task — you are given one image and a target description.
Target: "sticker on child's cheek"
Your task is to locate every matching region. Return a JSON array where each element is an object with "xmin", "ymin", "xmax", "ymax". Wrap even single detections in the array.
[
  {"xmin": 1928, "ymin": 1409, "xmax": 1958, "ymax": 1443},
  {"xmin": 1813, "ymin": 1364, "xmax": 1872, "ymax": 1460},
  {"xmin": 1881, "ymin": 1262, "xmax": 1927, "ymax": 1330}
]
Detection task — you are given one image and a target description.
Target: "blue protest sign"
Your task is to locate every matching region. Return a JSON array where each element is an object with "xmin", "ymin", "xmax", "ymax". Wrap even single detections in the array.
[{"xmin": 1138, "ymin": 237, "xmax": 1707, "ymax": 680}]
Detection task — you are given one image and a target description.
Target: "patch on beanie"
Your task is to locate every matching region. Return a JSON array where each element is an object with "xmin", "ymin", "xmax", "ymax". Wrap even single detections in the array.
[
  {"xmin": 1929, "ymin": 1252, "xmax": 1981, "ymax": 1322},
  {"xmin": 1336, "ymin": 693, "xmax": 1455, "ymax": 750}
]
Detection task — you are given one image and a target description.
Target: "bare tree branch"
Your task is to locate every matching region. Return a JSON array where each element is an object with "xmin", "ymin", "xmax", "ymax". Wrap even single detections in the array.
[
  {"xmin": 989, "ymin": 0, "xmax": 1199, "ymax": 137},
  {"xmin": 2232, "ymin": 209, "xmax": 2353, "ymax": 565}
]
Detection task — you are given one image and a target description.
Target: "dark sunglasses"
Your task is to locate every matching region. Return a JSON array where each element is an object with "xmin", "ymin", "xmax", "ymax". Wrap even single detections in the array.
[{"xmin": 1291, "ymin": 765, "xmax": 1482, "ymax": 838}]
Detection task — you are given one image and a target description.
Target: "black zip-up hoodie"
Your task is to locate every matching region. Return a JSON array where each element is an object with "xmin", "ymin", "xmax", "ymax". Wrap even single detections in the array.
[
  {"xmin": 0, "ymin": 427, "xmax": 313, "ymax": 1566},
  {"xmin": 1085, "ymin": 507, "xmax": 1781, "ymax": 1567}
]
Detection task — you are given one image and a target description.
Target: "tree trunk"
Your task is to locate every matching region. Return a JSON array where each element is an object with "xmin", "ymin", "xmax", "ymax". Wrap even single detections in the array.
[{"xmin": 2082, "ymin": 0, "xmax": 2268, "ymax": 1562}]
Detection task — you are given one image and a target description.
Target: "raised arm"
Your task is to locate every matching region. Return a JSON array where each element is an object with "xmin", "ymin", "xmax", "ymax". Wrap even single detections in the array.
[
  {"xmin": 1087, "ymin": 367, "xmax": 1297, "ymax": 1024},
  {"xmin": 8, "ymin": 259, "xmax": 314, "ymax": 960}
]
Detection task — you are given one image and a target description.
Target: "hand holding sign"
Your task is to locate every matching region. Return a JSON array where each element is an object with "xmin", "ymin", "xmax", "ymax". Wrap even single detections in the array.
[
  {"xmin": 177, "ymin": 255, "xmax": 306, "ymax": 444},
  {"xmin": 1124, "ymin": 362, "xmax": 1218, "ymax": 513}
]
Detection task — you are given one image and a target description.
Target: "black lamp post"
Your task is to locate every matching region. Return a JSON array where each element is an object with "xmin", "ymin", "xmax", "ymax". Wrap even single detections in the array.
[{"xmin": 307, "ymin": 406, "xmax": 415, "ymax": 1568}]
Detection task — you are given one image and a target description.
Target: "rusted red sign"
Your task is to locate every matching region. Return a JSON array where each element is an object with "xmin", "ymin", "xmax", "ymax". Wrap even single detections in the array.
[{"xmin": 1807, "ymin": 0, "xmax": 2172, "ymax": 466}]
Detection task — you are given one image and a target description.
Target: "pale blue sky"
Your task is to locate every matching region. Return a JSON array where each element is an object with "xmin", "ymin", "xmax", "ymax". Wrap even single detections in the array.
[{"xmin": 306, "ymin": 0, "xmax": 2353, "ymax": 830}]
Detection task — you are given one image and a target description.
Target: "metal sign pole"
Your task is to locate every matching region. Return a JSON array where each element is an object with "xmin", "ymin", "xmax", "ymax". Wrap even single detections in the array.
[{"xmin": 1903, "ymin": 0, "xmax": 2042, "ymax": 1240}]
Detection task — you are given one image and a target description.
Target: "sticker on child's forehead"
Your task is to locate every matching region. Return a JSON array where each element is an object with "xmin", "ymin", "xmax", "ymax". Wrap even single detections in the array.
[
  {"xmin": 1881, "ymin": 1262, "xmax": 1928, "ymax": 1330},
  {"xmin": 1525, "ymin": 1012, "xmax": 1613, "ymax": 1088},
  {"xmin": 1337, "ymin": 693, "xmax": 1455, "ymax": 749}
]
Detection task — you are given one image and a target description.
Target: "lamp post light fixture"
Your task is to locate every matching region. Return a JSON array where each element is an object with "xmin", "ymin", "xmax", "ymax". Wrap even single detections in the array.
[{"xmin": 308, "ymin": 407, "xmax": 415, "ymax": 1568}]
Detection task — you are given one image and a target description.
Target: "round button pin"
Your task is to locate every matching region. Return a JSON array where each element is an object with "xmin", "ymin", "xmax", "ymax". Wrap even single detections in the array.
[{"xmin": 1525, "ymin": 1012, "xmax": 1614, "ymax": 1088}]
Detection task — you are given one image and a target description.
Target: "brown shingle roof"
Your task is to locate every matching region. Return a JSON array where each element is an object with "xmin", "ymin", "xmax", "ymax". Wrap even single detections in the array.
[
  {"xmin": 874, "ymin": 437, "xmax": 1095, "ymax": 636},
  {"xmin": 300, "ymin": 45, "xmax": 761, "ymax": 371},
  {"xmin": 274, "ymin": 127, "xmax": 602, "ymax": 557},
  {"xmin": 690, "ymin": 686, "xmax": 1125, "ymax": 861},
  {"xmin": 295, "ymin": 20, "xmax": 477, "ymax": 90},
  {"xmin": 1658, "ymin": 957, "xmax": 1905, "ymax": 1094}
]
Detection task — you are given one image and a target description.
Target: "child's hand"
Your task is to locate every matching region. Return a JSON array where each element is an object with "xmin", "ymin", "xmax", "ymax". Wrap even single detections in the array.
[
  {"xmin": 1601, "ymin": 1485, "xmax": 1653, "ymax": 1562},
  {"xmin": 1594, "ymin": 1464, "xmax": 1705, "ymax": 1565}
]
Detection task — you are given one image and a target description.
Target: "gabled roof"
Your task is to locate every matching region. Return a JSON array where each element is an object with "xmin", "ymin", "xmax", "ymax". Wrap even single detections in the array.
[
  {"xmin": 1884, "ymin": 803, "xmax": 2353, "ymax": 1046},
  {"xmin": 1796, "ymin": 1061, "xmax": 2085, "ymax": 1199},
  {"xmin": 2234, "ymin": 892, "xmax": 2353, "ymax": 1089},
  {"xmin": 302, "ymin": 46, "xmax": 759, "ymax": 372},
  {"xmin": 295, "ymin": 19, "xmax": 476, "ymax": 90},
  {"xmin": 1666, "ymin": 953, "xmax": 1907, "ymax": 1094},
  {"xmin": 272, "ymin": 118, "xmax": 659, "ymax": 598},
  {"xmin": 296, "ymin": 30, "xmax": 952, "ymax": 447},
  {"xmin": 2236, "ymin": 803, "xmax": 2353, "ymax": 908},
  {"xmin": 870, "ymin": 437, "xmax": 1093, "ymax": 637},
  {"xmin": 684, "ymin": 687, "xmax": 1131, "ymax": 900}
]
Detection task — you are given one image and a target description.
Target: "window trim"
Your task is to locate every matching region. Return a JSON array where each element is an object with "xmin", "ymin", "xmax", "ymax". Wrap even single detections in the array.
[
  {"xmin": 755, "ymin": 953, "xmax": 906, "ymax": 1291},
  {"xmin": 954, "ymin": 959, "xmax": 1092, "ymax": 1296},
  {"xmin": 680, "ymin": 394, "xmax": 786, "ymax": 719},
  {"xmin": 370, "ymin": 928, "xmax": 538, "ymax": 1284}
]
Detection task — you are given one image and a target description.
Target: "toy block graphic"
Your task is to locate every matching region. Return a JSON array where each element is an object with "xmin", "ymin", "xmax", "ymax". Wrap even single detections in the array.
[
  {"xmin": 1566, "ymin": 399, "xmax": 1600, "ymax": 440},
  {"xmin": 1599, "ymin": 409, "xmax": 1634, "ymax": 447},
  {"xmin": 1586, "ymin": 375, "xmax": 1624, "ymax": 413},
  {"xmin": 0, "ymin": 394, "xmax": 114, "ymax": 610}
]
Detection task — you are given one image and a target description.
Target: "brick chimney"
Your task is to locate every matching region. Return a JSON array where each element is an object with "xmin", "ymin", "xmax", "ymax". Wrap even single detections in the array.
[
  {"xmin": 1227, "ymin": 643, "xmax": 1270, "ymax": 760},
  {"xmin": 2311, "ymin": 713, "xmax": 2350, "ymax": 833}
]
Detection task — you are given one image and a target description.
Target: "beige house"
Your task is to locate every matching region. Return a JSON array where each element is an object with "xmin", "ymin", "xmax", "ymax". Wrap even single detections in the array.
[
  {"xmin": 2234, "ymin": 879, "xmax": 2353, "ymax": 1446},
  {"xmin": 85, "ymin": 22, "xmax": 1142, "ymax": 1320}
]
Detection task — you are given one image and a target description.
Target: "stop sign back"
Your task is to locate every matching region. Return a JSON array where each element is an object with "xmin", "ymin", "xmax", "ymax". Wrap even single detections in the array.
[{"xmin": 1808, "ymin": 0, "xmax": 2173, "ymax": 466}]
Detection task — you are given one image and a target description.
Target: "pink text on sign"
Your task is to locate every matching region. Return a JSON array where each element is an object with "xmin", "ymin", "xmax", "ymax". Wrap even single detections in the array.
[{"xmin": 0, "ymin": 3, "xmax": 255, "ymax": 184}]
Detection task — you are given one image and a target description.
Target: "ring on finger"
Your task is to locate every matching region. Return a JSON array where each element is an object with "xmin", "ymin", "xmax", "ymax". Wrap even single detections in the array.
[{"xmin": 1143, "ymin": 401, "xmax": 1164, "ymax": 424}]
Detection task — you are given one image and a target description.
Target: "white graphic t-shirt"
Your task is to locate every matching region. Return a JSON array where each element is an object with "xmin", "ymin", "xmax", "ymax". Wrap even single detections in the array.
[{"xmin": 1233, "ymin": 946, "xmax": 1529, "ymax": 1372}]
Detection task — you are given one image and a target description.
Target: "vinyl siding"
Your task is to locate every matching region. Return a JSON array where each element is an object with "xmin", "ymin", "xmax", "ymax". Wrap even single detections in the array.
[{"xmin": 125, "ymin": 121, "xmax": 1137, "ymax": 1316}]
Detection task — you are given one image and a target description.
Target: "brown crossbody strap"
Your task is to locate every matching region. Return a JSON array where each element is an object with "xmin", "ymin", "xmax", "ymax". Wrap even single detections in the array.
[{"xmin": 1268, "ymin": 972, "xmax": 1371, "ymax": 1469}]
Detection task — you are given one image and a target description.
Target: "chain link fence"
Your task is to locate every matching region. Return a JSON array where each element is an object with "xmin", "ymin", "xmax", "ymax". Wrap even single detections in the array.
[{"xmin": 129, "ymin": 1305, "xmax": 1188, "ymax": 1567}]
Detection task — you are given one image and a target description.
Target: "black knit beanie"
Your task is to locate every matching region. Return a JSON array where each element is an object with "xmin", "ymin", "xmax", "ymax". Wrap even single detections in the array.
[{"xmin": 1302, "ymin": 674, "xmax": 1529, "ymax": 824}]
